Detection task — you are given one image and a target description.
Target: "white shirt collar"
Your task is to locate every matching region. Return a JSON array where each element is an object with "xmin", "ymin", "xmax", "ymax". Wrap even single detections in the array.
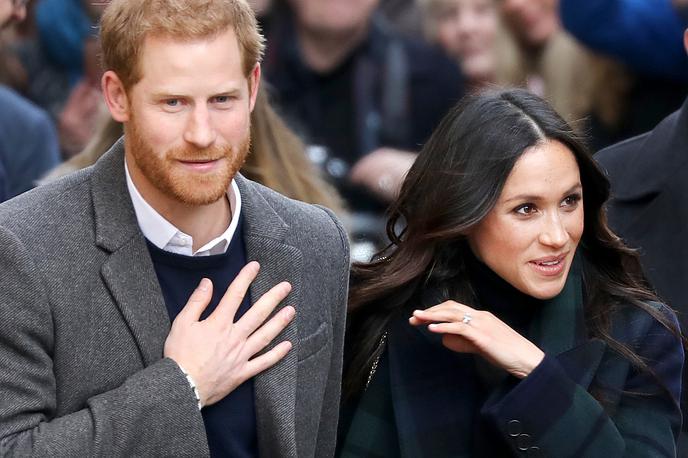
[{"xmin": 125, "ymin": 158, "xmax": 242, "ymax": 257}]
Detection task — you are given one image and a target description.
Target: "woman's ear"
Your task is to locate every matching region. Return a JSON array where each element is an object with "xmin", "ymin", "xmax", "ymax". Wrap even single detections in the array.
[{"xmin": 102, "ymin": 70, "xmax": 130, "ymax": 122}]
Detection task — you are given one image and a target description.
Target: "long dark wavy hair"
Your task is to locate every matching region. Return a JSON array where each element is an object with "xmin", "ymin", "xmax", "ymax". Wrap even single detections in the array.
[{"xmin": 344, "ymin": 89, "xmax": 677, "ymax": 398}]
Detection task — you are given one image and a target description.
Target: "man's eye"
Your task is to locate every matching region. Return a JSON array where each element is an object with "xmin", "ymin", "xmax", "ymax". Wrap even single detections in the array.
[
  {"xmin": 214, "ymin": 96, "xmax": 230, "ymax": 103},
  {"xmin": 165, "ymin": 99, "xmax": 180, "ymax": 107}
]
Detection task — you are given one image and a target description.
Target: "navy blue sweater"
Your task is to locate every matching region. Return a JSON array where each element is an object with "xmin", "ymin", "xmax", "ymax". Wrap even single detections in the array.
[{"xmin": 146, "ymin": 218, "xmax": 257, "ymax": 457}]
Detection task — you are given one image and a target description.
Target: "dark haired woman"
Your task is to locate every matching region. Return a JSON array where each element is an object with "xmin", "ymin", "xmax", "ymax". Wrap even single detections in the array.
[{"xmin": 338, "ymin": 89, "xmax": 684, "ymax": 457}]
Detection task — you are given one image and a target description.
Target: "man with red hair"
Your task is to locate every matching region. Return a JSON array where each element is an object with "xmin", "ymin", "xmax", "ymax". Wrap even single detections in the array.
[{"xmin": 0, "ymin": 1, "xmax": 349, "ymax": 456}]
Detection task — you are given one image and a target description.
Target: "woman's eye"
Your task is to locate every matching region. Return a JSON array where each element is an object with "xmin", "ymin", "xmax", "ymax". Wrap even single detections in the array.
[
  {"xmin": 515, "ymin": 204, "xmax": 535, "ymax": 215},
  {"xmin": 562, "ymin": 194, "xmax": 581, "ymax": 208}
]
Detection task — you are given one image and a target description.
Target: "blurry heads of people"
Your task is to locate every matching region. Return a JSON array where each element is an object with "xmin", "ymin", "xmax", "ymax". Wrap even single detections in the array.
[
  {"xmin": 500, "ymin": 0, "xmax": 559, "ymax": 48},
  {"xmin": 0, "ymin": 0, "xmax": 27, "ymax": 29},
  {"xmin": 287, "ymin": 0, "xmax": 379, "ymax": 36},
  {"xmin": 422, "ymin": 0, "xmax": 499, "ymax": 87}
]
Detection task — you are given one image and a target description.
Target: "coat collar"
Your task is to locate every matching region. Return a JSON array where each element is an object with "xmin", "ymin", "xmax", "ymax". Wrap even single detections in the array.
[
  {"xmin": 91, "ymin": 141, "xmax": 301, "ymax": 457},
  {"xmin": 610, "ymin": 97, "xmax": 688, "ymax": 200},
  {"xmin": 91, "ymin": 139, "xmax": 171, "ymax": 366}
]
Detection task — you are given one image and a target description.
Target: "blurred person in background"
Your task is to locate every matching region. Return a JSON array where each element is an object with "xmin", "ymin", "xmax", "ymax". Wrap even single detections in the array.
[
  {"xmin": 12, "ymin": 0, "xmax": 107, "ymax": 157},
  {"xmin": 0, "ymin": 0, "xmax": 60, "ymax": 201},
  {"xmin": 379, "ymin": 0, "xmax": 423, "ymax": 37},
  {"xmin": 420, "ymin": 0, "xmax": 515, "ymax": 91},
  {"xmin": 559, "ymin": 0, "xmax": 688, "ymax": 149},
  {"xmin": 500, "ymin": 0, "xmax": 688, "ymax": 150},
  {"xmin": 595, "ymin": 27, "xmax": 688, "ymax": 455},
  {"xmin": 499, "ymin": 0, "xmax": 603, "ymax": 127},
  {"xmin": 263, "ymin": 0, "xmax": 464, "ymax": 220}
]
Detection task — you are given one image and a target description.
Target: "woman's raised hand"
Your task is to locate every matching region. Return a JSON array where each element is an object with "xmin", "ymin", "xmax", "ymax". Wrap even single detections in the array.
[{"xmin": 410, "ymin": 301, "xmax": 545, "ymax": 379}]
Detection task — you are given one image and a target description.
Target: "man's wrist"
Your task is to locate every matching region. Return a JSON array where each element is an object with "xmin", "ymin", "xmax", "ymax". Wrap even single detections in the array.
[{"xmin": 176, "ymin": 363, "xmax": 203, "ymax": 410}]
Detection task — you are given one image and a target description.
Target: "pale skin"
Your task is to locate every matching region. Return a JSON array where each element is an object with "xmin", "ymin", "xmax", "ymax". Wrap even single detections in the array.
[
  {"xmin": 165, "ymin": 262, "xmax": 294, "ymax": 406},
  {"xmin": 102, "ymin": 31, "xmax": 293, "ymax": 407},
  {"xmin": 349, "ymin": 147, "xmax": 416, "ymax": 201},
  {"xmin": 0, "ymin": 0, "xmax": 27, "ymax": 29},
  {"xmin": 410, "ymin": 140, "xmax": 584, "ymax": 379}
]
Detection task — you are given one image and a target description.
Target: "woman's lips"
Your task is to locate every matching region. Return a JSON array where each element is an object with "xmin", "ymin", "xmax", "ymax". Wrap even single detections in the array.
[{"xmin": 528, "ymin": 253, "xmax": 568, "ymax": 277}]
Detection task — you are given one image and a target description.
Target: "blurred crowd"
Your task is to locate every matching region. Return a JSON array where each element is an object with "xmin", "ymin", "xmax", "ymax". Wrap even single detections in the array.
[{"xmin": 1, "ymin": 0, "xmax": 688, "ymax": 253}]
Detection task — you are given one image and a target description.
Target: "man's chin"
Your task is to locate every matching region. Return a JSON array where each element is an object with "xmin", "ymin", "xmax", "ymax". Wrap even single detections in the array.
[
  {"xmin": 170, "ymin": 187, "xmax": 229, "ymax": 206},
  {"xmin": 162, "ymin": 170, "xmax": 235, "ymax": 206}
]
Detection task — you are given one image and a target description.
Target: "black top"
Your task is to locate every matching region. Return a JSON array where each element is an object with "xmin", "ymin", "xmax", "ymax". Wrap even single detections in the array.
[
  {"xmin": 465, "ymin": 250, "xmax": 540, "ymax": 338},
  {"xmin": 146, "ymin": 215, "xmax": 257, "ymax": 458},
  {"xmin": 264, "ymin": 14, "xmax": 464, "ymax": 212}
]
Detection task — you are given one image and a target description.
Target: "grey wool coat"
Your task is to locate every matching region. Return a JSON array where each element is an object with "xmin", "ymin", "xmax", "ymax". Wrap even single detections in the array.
[{"xmin": 0, "ymin": 140, "xmax": 350, "ymax": 457}]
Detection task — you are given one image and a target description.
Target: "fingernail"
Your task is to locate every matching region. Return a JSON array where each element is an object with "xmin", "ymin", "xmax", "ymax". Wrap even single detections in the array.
[
  {"xmin": 283, "ymin": 305, "xmax": 295, "ymax": 318},
  {"xmin": 282, "ymin": 282, "xmax": 292, "ymax": 293},
  {"xmin": 413, "ymin": 310, "xmax": 422, "ymax": 315},
  {"xmin": 198, "ymin": 278, "xmax": 210, "ymax": 291},
  {"xmin": 428, "ymin": 323, "xmax": 438, "ymax": 329}
]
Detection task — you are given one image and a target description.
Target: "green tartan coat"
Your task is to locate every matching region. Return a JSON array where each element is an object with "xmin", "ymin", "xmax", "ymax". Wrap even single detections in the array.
[{"xmin": 339, "ymin": 267, "xmax": 683, "ymax": 457}]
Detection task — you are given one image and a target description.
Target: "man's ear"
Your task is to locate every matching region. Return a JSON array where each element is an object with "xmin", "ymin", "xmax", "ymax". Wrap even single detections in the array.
[
  {"xmin": 248, "ymin": 64, "xmax": 261, "ymax": 113},
  {"xmin": 684, "ymin": 29, "xmax": 688, "ymax": 55},
  {"xmin": 102, "ymin": 70, "xmax": 131, "ymax": 122}
]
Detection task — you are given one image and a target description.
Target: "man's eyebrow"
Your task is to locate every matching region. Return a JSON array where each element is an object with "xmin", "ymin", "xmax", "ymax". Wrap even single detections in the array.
[
  {"xmin": 150, "ymin": 88, "xmax": 243, "ymax": 99},
  {"xmin": 150, "ymin": 92, "xmax": 187, "ymax": 100},
  {"xmin": 210, "ymin": 89, "xmax": 242, "ymax": 97},
  {"xmin": 502, "ymin": 183, "xmax": 583, "ymax": 203}
]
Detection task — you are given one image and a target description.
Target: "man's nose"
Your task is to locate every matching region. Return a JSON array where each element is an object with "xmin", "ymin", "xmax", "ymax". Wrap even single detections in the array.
[{"xmin": 183, "ymin": 106, "xmax": 216, "ymax": 149}]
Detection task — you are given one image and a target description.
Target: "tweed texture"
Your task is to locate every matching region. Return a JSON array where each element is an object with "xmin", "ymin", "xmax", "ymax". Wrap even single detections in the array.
[{"xmin": 0, "ymin": 139, "xmax": 349, "ymax": 457}]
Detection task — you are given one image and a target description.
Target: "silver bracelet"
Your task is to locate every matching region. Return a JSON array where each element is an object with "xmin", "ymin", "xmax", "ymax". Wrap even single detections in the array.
[{"xmin": 177, "ymin": 364, "xmax": 203, "ymax": 410}]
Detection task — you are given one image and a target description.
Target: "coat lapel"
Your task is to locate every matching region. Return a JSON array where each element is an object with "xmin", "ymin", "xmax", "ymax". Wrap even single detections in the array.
[
  {"xmin": 237, "ymin": 175, "xmax": 301, "ymax": 458},
  {"xmin": 91, "ymin": 139, "xmax": 170, "ymax": 366}
]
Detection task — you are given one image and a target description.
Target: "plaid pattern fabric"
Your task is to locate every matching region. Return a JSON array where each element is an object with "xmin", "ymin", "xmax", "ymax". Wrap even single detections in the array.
[
  {"xmin": 339, "ymin": 265, "xmax": 683, "ymax": 457},
  {"xmin": 339, "ymin": 356, "xmax": 401, "ymax": 458}
]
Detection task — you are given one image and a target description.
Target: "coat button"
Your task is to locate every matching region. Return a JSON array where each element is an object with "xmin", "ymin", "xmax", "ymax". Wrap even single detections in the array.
[
  {"xmin": 517, "ymin": 433, "xmax": 531, "ymax": 451},
  {"xmin": 527, "ymin": 446, "xmax": 543, "ymax": 457},
  {"xmin": 507, "ymin": 420, "xmax": 522, "ymax": 436}
]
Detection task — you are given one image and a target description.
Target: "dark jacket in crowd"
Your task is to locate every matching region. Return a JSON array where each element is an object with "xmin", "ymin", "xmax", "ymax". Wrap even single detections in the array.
[
  {"xmin": 0, "ymin": 85, "xmax": 60, "ymax": 201},
  {"xmin": 263, "ymin": 14, "xmax": 463, "ymax": 212},
  {"xmin": 596, "ymin": 98, "xmax": 688, "ymax": 442}
]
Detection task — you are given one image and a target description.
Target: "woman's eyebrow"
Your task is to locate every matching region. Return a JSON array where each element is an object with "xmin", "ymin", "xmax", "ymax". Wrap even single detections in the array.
[{"xmin": 502, "ymin": 183, "xmax": 582, "ymax": 204}]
